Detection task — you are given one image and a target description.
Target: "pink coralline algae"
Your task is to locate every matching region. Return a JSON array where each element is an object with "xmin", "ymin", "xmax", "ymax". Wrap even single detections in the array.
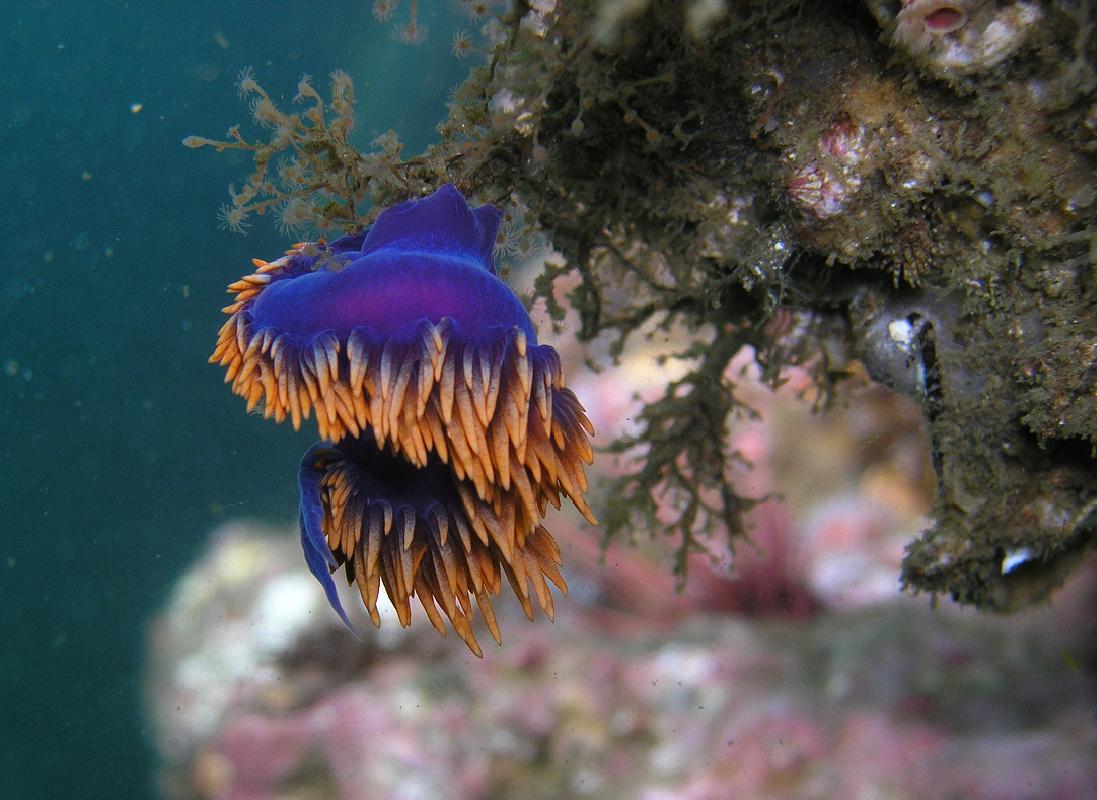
[{"xmin": 145, "ymin": 521, "xmax": 1097, "ymax": 800}]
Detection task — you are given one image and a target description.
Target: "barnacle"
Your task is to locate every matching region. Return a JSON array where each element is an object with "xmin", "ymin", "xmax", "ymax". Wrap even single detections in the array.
[{"xmin": 888, "ymin": 0, "xmax": 1043, "ymax": 76}]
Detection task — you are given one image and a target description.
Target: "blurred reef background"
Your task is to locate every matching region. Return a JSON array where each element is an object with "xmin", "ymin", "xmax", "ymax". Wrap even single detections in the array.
[
  {"xmin": 143, "ymin": 364, "xmax": 1097, "ymax": 798},
  {"xmin": 2, "ymin": 0, "xmax": 1096, "ymax": 798}
]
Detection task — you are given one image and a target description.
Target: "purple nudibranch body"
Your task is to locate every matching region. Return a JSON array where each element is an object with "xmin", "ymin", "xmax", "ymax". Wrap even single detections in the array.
[
  {"xmin": 250, "ymin": 185, "xmax": 537, "ymax": 345},
  {"xmin": 211, "ymin": 184, "xmax": 596, "ymax": 656}
]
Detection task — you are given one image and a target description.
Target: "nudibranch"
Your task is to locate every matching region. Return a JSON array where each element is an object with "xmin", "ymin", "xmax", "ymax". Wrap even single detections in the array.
[{"xmin": 210, "ymin": 184, "xmax": 596, "ymax": 655}]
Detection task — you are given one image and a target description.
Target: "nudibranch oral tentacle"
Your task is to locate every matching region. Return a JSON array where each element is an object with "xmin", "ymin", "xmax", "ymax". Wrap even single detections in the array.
[{"xmin": 211, "ymin": 184, "xmax": 595, "ymax": 654}]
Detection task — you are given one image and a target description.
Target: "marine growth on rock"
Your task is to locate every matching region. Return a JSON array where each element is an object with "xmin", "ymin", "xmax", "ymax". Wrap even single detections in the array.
[{"xmin": 193, "ymin": 0, "xmax": 1097, "ymax": 613}]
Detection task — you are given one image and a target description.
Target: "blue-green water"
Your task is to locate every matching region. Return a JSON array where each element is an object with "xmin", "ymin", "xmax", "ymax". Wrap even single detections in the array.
[{"xmin": 0, "ymin": 3, "xmax": 463, "ymax": 796}]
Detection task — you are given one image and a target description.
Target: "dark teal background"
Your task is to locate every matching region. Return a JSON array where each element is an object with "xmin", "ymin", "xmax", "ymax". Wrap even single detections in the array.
[{"xmin": 0, "ymin": 2, "xmax": 463, "ymax": 796}]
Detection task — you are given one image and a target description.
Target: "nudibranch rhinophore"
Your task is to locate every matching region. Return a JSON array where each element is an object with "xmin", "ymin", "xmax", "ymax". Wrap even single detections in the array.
[{"xmin": 210, "ymin": 184, "xmax": 595, "ymax": 655}]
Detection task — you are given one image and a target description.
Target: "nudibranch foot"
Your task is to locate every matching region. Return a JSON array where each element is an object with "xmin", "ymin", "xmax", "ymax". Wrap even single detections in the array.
[{"xmin": 299, "ymin": 441, "xmax": 568, "ymax": 657}]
